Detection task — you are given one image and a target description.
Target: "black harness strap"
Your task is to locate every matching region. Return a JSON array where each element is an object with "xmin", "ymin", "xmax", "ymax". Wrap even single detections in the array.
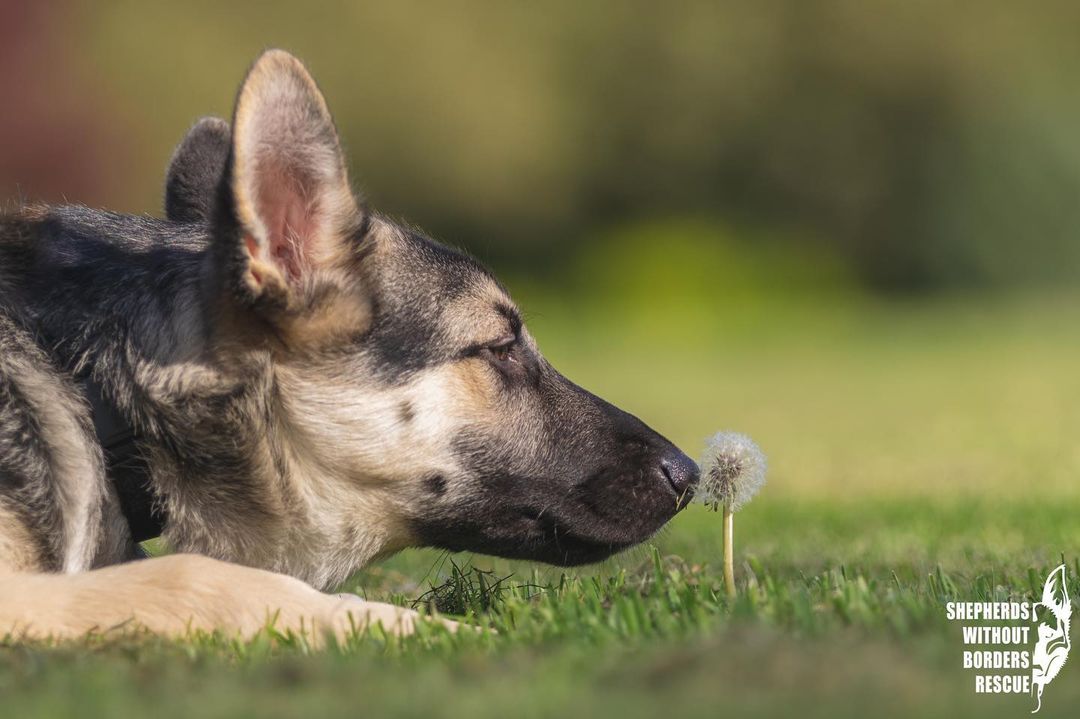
[{"xmin": 81, "ymin": 377, "xmax": 167, "ymax": 542}]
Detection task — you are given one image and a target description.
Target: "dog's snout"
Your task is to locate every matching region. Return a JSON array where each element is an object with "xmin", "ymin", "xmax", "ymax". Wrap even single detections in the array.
[{"xmin": 658, "ymin": 449, "xmax": 698, "ymax": 498}]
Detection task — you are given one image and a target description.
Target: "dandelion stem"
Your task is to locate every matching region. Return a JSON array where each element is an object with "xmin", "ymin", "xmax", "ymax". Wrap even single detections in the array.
[{"xmin": 723, "ymin": 502, "xmax": 735, "ymax": 599}]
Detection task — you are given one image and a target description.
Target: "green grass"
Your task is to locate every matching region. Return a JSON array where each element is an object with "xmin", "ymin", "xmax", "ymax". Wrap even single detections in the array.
[
  {"xmin": 6, "ymin": 503, "xmax": 1080, "ymax": 718},
  {"xmin": 5, "ymin": 289, "xmax": 1080, "ymax": 718}
]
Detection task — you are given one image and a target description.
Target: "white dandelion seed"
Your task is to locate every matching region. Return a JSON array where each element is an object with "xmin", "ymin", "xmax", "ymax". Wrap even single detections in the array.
[
  {"xmin": 698, "ymin": 431, "xmax": 767, "ymax": 513},
  {"xmin": 697, "ymin": 431, "xmax": 767, "ymax": 599}
]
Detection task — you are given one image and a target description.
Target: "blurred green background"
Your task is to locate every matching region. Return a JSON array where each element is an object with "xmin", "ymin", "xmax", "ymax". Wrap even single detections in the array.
[{"xmin": 7, "ymin": 1, "xmax": 1080, "ymax": 291}]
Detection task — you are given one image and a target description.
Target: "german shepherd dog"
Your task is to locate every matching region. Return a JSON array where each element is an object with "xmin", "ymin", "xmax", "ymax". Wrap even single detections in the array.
[{"xmin": 0, "ymin": 51, "xmax": 697, "ymax": 641}]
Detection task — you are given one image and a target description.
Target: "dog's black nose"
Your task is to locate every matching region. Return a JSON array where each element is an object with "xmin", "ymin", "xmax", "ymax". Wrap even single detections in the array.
[{"xmin": 659, "ymin": 449, "xmax": 699, "ymax": 498}]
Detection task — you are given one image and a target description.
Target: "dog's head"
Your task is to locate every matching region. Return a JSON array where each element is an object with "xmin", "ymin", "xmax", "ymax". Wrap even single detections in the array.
[{"xmin": 171, "ymin": 50, "xmax": 697, "ymax": 568}]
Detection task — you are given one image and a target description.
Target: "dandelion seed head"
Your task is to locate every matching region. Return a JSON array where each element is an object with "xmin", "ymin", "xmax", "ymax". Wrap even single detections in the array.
[{"xmin": 697, "ymin": 431, "xmax": 766, "ymax": 512}]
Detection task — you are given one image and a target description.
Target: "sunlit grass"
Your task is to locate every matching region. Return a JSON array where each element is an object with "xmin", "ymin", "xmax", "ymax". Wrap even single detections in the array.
[{"xmin": 7, "ymin": 511, "xmax": 1080, "ymax": 718}]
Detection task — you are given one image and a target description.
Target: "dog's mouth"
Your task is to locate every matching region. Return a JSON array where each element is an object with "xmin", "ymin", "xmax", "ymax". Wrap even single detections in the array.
[
  {"xmin": 517, "ymin": 528, "xmax": 637, "ymax": 566},
  {"xmin": 411, "ymin": 463, "xmax": 696, "ymax": 566},
  {"xmin": 509, "ymin": 505, "xmax": 640, "ymax": 565},
  {"xmin": 412, "ymin": 509, "xmax": 640, "ymax": 566}
]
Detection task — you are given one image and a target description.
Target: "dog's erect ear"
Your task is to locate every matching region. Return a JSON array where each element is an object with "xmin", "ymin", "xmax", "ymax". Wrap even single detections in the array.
[
  {"xmin": 224, "ymin": 50, "xmax": 361, "ymax": 311},
  {"xmin": 165, "ymin": 117, "xmax": 231, "ymax": 224}
]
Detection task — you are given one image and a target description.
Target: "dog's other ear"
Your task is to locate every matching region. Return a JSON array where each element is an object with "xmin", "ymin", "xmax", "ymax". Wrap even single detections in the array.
[
  {"xmin": 222, "ymin": 49, "xmax": 362, "ymax": 314},
  {"xmin": 165, "ymin": 117, "xmax": 231, "ymax": 223}
]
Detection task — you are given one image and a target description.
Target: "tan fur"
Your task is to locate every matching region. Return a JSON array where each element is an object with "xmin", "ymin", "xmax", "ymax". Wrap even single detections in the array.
[
  {"xmin": 0, "ymin": 503, "xmax": 41, "ymax": 574},
  {"xmin": 447, "ymin": 357, "xmax": 499, "ymax": 415},
  {"xmin": 276, "ymin": 281, "xmax": 373, "ymax": 349},
  {"xmin": 0, "ymin": 555, "xmax": 458, "ymax": 644},
  {"xmin": 442, "ymin": 283, "xmax": 517, "ymax": 347}
]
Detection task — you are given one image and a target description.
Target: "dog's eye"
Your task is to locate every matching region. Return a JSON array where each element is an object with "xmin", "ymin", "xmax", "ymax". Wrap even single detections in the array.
[{"xmin": 490, "ymin": 340, "xmax": 515, "ymax": 362}]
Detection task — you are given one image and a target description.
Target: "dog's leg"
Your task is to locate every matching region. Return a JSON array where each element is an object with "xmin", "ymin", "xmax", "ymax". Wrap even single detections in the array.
[
  {"xmin": 0, "ymin": 314, "xmax": 133, "ymax": 573},
  {"xmin": 0, "ymin": 554, "xmax": 458, "ymax": 644}
]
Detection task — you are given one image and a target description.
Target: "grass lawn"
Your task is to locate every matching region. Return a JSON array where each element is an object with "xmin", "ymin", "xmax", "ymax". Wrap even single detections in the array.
[{"xmin": 3, "ymin": 290, "xmax": 1079, "ymax": 718}]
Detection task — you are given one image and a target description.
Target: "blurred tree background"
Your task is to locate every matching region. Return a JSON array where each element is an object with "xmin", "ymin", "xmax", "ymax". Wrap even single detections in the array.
[{"xmin": 4, "ymin": 0, "xmax": 1080, "ymax": 293}]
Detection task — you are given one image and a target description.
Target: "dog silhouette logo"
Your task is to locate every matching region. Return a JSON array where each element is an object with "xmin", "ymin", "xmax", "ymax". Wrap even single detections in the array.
[{"xmin": 1031, "ymin": 564, "xmax": 1071, "ymax": 713}]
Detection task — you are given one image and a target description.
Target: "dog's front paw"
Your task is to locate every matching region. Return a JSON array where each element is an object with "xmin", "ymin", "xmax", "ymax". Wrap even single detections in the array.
[{"xmin": 329, "ymin": 595, "xmax": 462, "ymax": 637}]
